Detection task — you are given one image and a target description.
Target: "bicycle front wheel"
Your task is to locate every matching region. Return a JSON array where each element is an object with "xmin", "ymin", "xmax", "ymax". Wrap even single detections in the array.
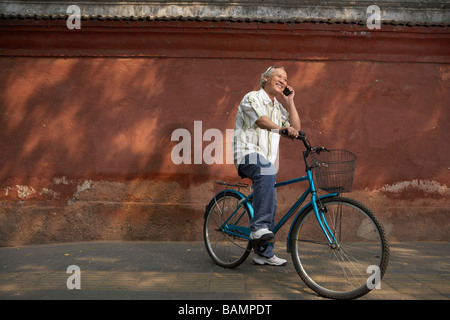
[
  {"xmin": 289, "ymin": 196, "xmax": 389, "ymax": 300},
  {"xmin": 203, "ymin": 191, "xmax": 252, "ymax": 268}
]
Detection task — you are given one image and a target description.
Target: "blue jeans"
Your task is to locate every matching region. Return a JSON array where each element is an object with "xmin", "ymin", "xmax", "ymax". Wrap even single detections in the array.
[{"xmin": 238, "ymin": 153, "xmax": 277, "ymax": 258}]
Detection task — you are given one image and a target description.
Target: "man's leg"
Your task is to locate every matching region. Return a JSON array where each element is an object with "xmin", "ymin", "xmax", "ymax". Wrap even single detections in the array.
[{"xmin": 238, "ymin": 153, "xmax": 277, "ymax": 258}]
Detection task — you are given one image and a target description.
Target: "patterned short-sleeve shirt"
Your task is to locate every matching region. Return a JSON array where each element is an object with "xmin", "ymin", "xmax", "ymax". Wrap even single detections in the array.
[{"xmin": 232, "ymin": 88, "xmax": 290, "ymax": 168}]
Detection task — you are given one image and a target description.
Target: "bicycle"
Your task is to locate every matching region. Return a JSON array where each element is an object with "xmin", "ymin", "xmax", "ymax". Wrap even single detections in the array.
[{"xmin": 203, "ymin": 131, "xmax": 389, "ymax": 300}]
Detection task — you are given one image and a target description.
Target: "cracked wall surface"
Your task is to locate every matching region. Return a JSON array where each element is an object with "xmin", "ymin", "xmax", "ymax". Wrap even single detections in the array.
[{"xmin": 0, "ymin": 3, "xmax": 449, "ymax": 245}]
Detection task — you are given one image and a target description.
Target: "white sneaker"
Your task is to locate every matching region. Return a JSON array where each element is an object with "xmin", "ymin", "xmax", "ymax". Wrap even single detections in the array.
[
  {"xmin": 253, "ymin": 255, "xmax": 287, "ymax": 266},
  {"xmin": 250, "ymin": 228, "xmax": 274, "ymax": 241}
]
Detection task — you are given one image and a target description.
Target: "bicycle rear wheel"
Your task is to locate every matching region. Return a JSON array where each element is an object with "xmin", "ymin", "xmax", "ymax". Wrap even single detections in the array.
[
  {"xmin": 203, "ymin": 191, "xmax": 252, "ymax": 268},
  {"xmin": 289, "ymin": 196, "xmax": 389, "ymax": 299}
]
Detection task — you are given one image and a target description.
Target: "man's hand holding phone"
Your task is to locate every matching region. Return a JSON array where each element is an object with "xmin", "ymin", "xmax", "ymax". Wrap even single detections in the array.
[
  {"xmin": 278, "ymin": 85, "xmax": 295, "ymax": 106},
  {"xmin": 278, "ymin": 85, "xmax": 301, "ymax": 135},
  {"xmin": 283, "ymin": 86, "xmax": 292, "ymax": 96}
]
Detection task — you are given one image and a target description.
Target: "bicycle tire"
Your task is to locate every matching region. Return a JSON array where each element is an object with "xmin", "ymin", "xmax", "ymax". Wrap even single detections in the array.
[
  {"xmin": 203, "ymin": 191, "xmax": 252, "ymax": 268},
  {"xmin": 289, "ymin": 196, "xmax": 390, "ymax": 300}
]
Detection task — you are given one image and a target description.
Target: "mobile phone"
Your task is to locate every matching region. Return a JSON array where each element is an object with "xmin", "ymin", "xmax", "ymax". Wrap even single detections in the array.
[{"xmin": 283, "ymin": 87, "xmax": 292, "ymax": 96}]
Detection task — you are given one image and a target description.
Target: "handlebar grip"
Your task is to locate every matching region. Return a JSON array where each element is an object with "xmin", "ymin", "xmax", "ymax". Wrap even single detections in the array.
[{"xmin": 281, "ymin": 129, "xmax": 305, "ymax": 140}]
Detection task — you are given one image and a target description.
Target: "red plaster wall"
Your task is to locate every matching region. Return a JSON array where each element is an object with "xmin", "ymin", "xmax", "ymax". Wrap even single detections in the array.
[{"xmin": 0, "ymin": 19, "xmax": 449, "ymax": 245}]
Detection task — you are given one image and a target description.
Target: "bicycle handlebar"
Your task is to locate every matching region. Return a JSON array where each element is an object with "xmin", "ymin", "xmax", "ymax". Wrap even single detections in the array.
[{"xmin": 281, "ymin": 129, "xmax": 329, "ymax": 155}]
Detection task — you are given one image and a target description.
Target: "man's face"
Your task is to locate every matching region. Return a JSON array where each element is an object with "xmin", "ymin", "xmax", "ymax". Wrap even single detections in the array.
[{"xmin": 265, "ymin": 68, "xmax": 288, "ymax": 96}]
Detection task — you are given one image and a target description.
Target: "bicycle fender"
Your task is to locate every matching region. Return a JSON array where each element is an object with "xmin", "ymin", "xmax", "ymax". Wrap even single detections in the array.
[
  {"xmin": 203, "ymin": 189, "xmax": 254, "ymax": 219},
  {"xmin": 286, "ymin": 193, "xmax": 338, "ymax": 253}
]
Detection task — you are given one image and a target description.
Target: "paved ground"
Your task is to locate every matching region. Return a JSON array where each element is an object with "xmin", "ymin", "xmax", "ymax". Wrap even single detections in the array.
[{"xmin": 0, "ymin": 241, "xmax": 449, "ymax": 300}]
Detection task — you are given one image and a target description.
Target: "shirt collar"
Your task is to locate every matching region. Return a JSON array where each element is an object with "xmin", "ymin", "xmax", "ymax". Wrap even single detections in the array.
[{"xmin": 259, "ymin": 88, "xmax": 279, "ymax": 107}]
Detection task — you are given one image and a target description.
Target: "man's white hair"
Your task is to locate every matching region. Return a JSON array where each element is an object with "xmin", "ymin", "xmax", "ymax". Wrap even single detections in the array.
[{"xmin": 260, "ymin": 66, "xmax": 285, "ymax": 88}]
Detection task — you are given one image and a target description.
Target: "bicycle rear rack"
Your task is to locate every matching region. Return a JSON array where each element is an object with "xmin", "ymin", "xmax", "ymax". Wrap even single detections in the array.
[{"xmin": 213, "ymin": 180, "xmax": 252, "ymax": 197}]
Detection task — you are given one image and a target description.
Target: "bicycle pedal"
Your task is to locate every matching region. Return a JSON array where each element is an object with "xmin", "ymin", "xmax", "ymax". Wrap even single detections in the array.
[
  {"xmin": 252, "ymin": 241, "xmax": 268, "ymax": 255},
  {"xmin": 251, "ymin": 235, "xmax": 275, "ymax": 255},
  {"xmin": 251, "ymin": 239, "xmax": 274, "ymax": 246}
]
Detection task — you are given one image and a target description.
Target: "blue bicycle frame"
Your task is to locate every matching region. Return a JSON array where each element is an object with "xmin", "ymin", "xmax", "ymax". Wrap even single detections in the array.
[{"xmin": 215, "ymin": 166, "xmax": 339, "ymax": 253}]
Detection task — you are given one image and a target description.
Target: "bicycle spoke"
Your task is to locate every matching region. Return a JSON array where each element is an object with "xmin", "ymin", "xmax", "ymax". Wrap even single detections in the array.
[
  {"xmin": 204, "ymin": 192, "xmax": 251, "ymax": 268},
  {"xmin": 290, "ymin": 196, "xmax": 389, "ymax": 299}
]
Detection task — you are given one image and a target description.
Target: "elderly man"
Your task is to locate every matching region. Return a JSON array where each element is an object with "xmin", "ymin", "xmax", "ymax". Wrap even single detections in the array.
[{"xmin": 232, "ymin": 66, "xmax": 301, "ymax": 266}]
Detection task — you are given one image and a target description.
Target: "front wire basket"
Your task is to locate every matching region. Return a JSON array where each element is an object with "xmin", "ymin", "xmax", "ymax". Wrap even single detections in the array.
[{"xmin": 310, "ymin": 149, "xmax": 356, "ymax": 193}]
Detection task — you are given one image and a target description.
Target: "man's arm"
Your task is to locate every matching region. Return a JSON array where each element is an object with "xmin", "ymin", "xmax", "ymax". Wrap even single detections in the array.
[
  {"xmin": 279, "ymin": 85, "xmax": 301, "ymax": 131},
  {"xmin": 284, "ymin": 101, "xmax": 301, "ymax": 131},
  {"xmin": 255, "ymin": 86, "xmax": 301, "ymax": 138},
  {"xmin": 255, "ymin": 116, "xmax": 299, "ymax": 138}
]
